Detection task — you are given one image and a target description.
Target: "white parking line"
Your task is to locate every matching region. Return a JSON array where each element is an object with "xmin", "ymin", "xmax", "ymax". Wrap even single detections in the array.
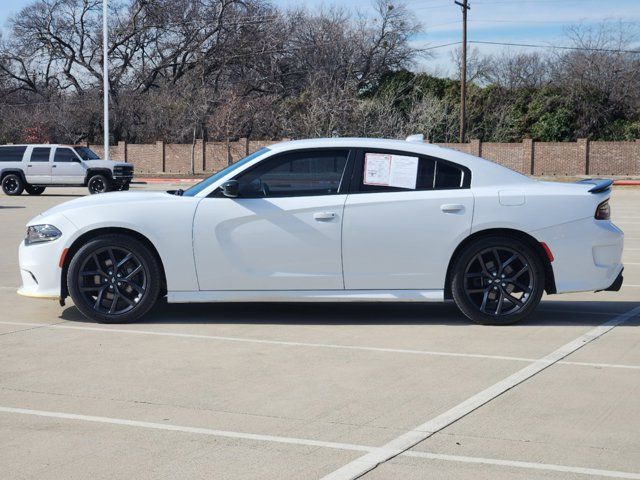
[
  {"xmin": 403, "ymin": 451, "xmax": 640, "ymax": 479},
  {"xmin": 1, "ymin": 406, "xmax": 639, "ymax": 480},
  {"xmin": 320, "ymin": 305, "xmax": 640, "ymax": 480},
  {"xmin": 0, "ymin": 321, "xmax": 639, "ymax": 370},
  {"xmin": 0, "ymin": 406, "xmax": 371, "ymax": 452}
]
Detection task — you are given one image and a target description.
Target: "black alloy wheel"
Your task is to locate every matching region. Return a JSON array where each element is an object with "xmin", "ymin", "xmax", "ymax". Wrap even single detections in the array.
[
  {"xmin": 451, "ymin": 236, "xmax": 545, "ymax": 325},
  {"xmin": 88, "ymin": 174, "xmax": 110, "ymax": 194},
  {"xmin": 25, "ymin": 185, "xmax": 46, "ymax": 195},
  {"xmin": 67, "ymin": 234, "xmax": 161, "ymax": 323},
  {"xmin": 2, "ymin": 174, "xmax": 24, "ymax": 195},
  {"xmin": 464, "ymin": 247, "xmax": 534, "ymax": 316},
  {"xmin": 78, "ymin": 246, "xmax": 147, "ymax": 315}
]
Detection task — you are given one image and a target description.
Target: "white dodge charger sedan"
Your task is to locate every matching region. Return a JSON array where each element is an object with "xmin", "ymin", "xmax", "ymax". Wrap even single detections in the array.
[{"xmin": 18, "ymin": 137, "xmax": 624, "ymax": 325}]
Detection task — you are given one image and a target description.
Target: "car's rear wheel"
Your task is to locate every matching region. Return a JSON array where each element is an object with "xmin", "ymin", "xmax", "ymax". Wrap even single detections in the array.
[
  {"xmin": 451, "ymin": 236, "xmax": 545, "ymax": 325},
  {"xmin": 67, "ymin": 234, "xmax": 161, "ymax": 323},
  {"xmin": 25, "ymin": 185, "xmax": 46, "ymax": 195},
  {"xmin": 2, "ymin": 174, "xmax": 24, "ymax": 195},
  {"xmin": 87, "ymin": 174, "xmax": 111, "ymax": 194}
]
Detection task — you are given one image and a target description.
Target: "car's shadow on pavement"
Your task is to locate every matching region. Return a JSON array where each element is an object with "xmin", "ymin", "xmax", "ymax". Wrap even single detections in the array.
[
  {"xmin": 37, "ymin": 194, "xmax": 85, "ymax": 198},
  {"xmin": 60, "ymin": 299, "xmax": 640, "ymax": 327}
]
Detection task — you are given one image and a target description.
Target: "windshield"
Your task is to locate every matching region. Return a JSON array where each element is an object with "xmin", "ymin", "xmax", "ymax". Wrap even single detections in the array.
[
  {"xmin": 182, "ymin": 147, "xmax": 270, "ymax": 197},
  {"xmin": 74, "ymin": 146, "xmax": 100, "ymax": 160}
]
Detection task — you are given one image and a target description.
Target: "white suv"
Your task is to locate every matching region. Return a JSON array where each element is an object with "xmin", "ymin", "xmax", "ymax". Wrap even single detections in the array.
[{"xmin": 0, "ymin": 144, "xmax": 133, "ymax": 196}]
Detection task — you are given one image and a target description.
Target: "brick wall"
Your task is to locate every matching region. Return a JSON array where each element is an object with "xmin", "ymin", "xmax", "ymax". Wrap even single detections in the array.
[
  {"xmin": 482, "ymin": 143, "xmax": 528, "ymax": 174},
  {"xmin": 589, "ymin": 141, "xmax": 640, "ymax": 175},
  {"xmin": 87, "ymin": 138, "xmax": 640, "ymax": 176}
]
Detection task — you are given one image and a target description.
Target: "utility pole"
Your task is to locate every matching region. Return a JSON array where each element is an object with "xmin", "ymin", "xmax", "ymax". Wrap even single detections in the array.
[
  {"xmin": 455, "ymin": 0, "xmax": 470, "ymax": 143},
  {"xmin": 102, "ymin": 0, "xmax": 109, "ymax": 160}
]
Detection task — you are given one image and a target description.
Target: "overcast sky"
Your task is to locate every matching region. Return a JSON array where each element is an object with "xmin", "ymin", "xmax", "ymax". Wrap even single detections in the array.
[{"xmin": 2, "ymin": 0, "xmax": 639, "ymax": 76}]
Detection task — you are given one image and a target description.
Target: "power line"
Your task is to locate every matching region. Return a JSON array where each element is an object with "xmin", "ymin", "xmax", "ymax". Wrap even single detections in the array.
[
  {"xmin": 469, "ymin": 40, "xmax": 640, "ymax": 53},
  {"xmin": 421, "ymin": 40, "xmax": 640, "ymax": 54}
]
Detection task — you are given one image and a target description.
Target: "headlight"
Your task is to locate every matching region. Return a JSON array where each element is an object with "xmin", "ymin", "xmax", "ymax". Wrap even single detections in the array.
[{"xmin": 25, "ymin": 224, "xmax": 62, "ymax": 245}]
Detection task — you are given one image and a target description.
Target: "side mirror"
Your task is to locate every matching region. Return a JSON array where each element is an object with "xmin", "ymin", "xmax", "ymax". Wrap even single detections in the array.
[{"xmin": 221, "ymin": 180, "xmax": 239, "ymax": 198}]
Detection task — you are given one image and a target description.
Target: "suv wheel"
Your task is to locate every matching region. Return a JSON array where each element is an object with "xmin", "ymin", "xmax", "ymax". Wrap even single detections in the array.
[
  {"xmin": 451, "ymin": 236, "xmax": 545, "ymax": 325},
  {"xmin": 2, "ymin": 173, "xmax": 25, "ymax": 196},
  {"xmin": 88, "ymin": 174, "xmax": 111, "ymax": 194},
  {"xmin": 67, "ymin": 234, "xmax": 161, "ymax": 323},
  {"xmin": 25, "ymin": 185, "xmax": 46, "ymax": 195}
]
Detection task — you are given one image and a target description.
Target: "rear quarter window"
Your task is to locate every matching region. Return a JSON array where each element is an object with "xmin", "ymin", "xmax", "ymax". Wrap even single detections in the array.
[
  {"xmin": 434, "ymin": 161, "xmax": 466, "ymax": 189},
  {"xmin": 0, "ymin": 146, "xmax": 27, "ymax": 162}
]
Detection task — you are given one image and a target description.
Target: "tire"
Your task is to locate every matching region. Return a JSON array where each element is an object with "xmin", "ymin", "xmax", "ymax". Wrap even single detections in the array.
[
  {"xmin": 87, "ymin": 174, "xmax": 111, "ymax": 194},
  {"xmin": 25, "ymin": 185, "xmax": 46, "ymax": 195},
  {"xmin": 451, "ymin": 235, "xmax": 545, "ymax": 325},
  {"xmin": 67, "ymin": 234, "xmax": 161, "ymax": 323},
  {"xmin": 2, "ymin": 173, "xmax": 24, "ymax": 196}
]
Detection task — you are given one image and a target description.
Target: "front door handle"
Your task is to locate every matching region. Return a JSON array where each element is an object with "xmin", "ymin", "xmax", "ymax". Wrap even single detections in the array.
[
  {"xmin": 441, "ymin": 204, "xmax": 465, "ymax": 213},
  {"xmin": 314, "ymin": 211, "xmax": 336, "ymax": 221}
]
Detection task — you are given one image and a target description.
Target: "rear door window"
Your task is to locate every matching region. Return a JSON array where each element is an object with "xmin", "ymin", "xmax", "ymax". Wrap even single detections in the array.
[
  {"xmin": 30, "ymin": 147, "xmax": 51, "ymax": 162},
  {"xmin": 0, "ymin": 146, "xmax": 27, "ymax": 162},
  {"xmin": 352, "ymin": 149, "xmax": 470, "ymax": 193}
]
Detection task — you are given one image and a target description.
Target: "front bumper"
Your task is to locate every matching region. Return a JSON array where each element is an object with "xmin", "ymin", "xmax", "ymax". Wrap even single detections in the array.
[
  {"xmin": 112, "ymin": 165, "xmax": 134, "ymax": 185},
  {"xmin": 18, "ymin": 239, "xmax": 64, "ymax": 300},
  {"xmin": 18, "ymin": 214, "xmax": 76, "ymax": 300}
]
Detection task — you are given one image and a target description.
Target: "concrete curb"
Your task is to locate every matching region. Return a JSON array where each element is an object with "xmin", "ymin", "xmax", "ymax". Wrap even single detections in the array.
[
  {"xmin": 135, "ymin": 178, "xmax": 200, "ymax": 184},
  {"xmin": 614, "ymin": 180, "xmax": 640, "ymax": 186}
]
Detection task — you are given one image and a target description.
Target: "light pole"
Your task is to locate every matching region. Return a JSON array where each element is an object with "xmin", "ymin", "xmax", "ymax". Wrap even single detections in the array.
[
  {"xmin": 455, "ymin": 0, "xmax": 470, "ymax": 144},
  {"xmin": 102, "ymin": 0, "xmax": 109, "ymax": 160}
]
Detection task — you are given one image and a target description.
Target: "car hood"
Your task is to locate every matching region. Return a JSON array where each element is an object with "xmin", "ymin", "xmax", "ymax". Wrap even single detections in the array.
[
  {"xmin": 32, "ymin": 191, "xmax": 177, "ymax": 224},
  {"xmin": 84, "ymin": 159, "xmax": 129, "ymax": 168}
]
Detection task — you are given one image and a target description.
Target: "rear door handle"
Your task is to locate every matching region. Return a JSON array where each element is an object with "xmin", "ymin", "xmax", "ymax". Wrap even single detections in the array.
[
  {"xmin": 314, "ymin": 211, "xmax": 336, "ymax": 221},
  {"xmin": 441, "ymin": 204, "xmax": 465, "ymax": 213}
]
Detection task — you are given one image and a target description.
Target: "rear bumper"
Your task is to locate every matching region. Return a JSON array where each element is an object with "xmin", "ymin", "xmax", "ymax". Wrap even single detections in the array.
[
  {"xmin": 601, "ymin": 269, "xmax": 623, "ymax": 292},
  {"xmin": 533, "ymin": 218, "xmax": 624, "ymax": 294}
]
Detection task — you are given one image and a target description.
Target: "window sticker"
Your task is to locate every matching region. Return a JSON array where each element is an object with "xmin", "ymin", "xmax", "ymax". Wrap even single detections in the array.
[
  {"xmin": 363, "ymin": 153, "xmax": 419, "ymax": 189},
  {"xmin": 363, "ymin": 153, "xmax": 391, "ymax": 185}
]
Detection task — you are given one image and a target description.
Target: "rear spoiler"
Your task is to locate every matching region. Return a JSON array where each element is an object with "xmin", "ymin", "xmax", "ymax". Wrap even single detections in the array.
[{"xmin": 576, "ymin": 178, "xmax": 614, "ymax": 193}]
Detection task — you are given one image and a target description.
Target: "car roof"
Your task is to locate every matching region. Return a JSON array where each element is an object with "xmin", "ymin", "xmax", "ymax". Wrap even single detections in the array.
[
  {"xmin": 0, "ymin": 144, "xmax": 84, "ymax": 148},
  {"xmin": 267, "ymin": 137, "xmax": 532, "ymax": 186}
]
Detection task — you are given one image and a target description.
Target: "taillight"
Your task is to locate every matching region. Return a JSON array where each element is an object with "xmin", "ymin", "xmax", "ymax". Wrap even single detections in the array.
[{"xmin": 595, "ymin": 199, "xmax": 610, "ymax": 220}]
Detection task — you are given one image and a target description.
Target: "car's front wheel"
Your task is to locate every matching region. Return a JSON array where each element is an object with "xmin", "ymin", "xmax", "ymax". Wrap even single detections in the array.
[
  {"xmin": 2, "ymin": 173, "xmax": 24, "ymax": 196},
  {"xmin": 451, "ymin": 236, "xmax": 545, "ymax": 325},
  {"xmin": 87, "ymin": 174, "xmax": 111, "ymax": 194},
  {"xmin": 67, "ymin": 234, "xmax": 161, "ymax": 323}
]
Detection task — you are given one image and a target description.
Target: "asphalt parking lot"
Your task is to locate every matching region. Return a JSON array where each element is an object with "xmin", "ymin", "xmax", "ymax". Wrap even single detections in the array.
[{"xmin": 1, "ymin": 184, "xmax": 639, "ymax": 480}]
